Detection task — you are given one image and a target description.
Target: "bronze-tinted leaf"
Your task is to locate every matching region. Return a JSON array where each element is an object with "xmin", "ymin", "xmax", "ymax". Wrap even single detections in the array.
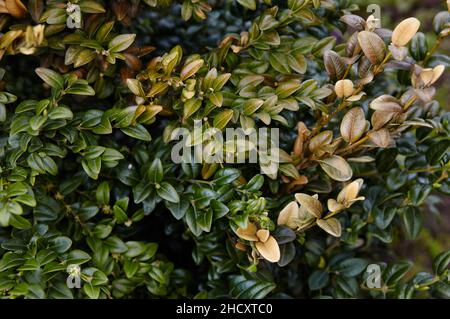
[
  {"xmin": 367, "ymin": 128, "xmax": 391, "ymax": 148},
  {"xmin": 346, "ymin": 32, "xmax": 361, "ymax": 57},
  {"xmin": 309, "ymin": 130, "xmax": 333, "ymax": 155},
  {"xmin": 324, "ymin": 50, "xmax": 346, "ymax": 80},
  {"xmin": 358, "ymin": 56, "xmax": 372, "ymax": 78},
  {"xmin": 340, "ymin": 15, "xmax": 366, "ymax": 31},
  {"xmin": 371, "ymin": 111, "xmax": 395, "ymax": 130},
  {"xmin": 340, "ymin": 107, "xmax": 366, "ymax": 143},
  {"xmin": 369, "ymin": 95, "xmax": 402, "ymax": 112},
  {"xmin": 28, "ymin": 0, "xmax": 44, "ymax": 22},
  {"xmin": 357, "ymin": 31, "xmax": 386, "ymax": 64},
  {"xmin": 5, "ymin": 0, "xmax": 27, "ymax": 18}
]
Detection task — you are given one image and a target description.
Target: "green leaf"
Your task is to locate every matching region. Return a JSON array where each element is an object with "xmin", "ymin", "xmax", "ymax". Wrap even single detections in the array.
[
  {"xmin": 18, "ymin": 259, "xmax": 40, "ymax": 271},
  {"xmin": 84, "ymin": 146, "xmax": 106, "ymax": 160},
  {"xmin": 48, "ymin": 106, "xmax": 73, "ymax": 120},
  {"xmin": 73, "ymin": 49, "xmax": 96, "ymax": 68},
  {"xmin": 28, "ymin": 153, "xmax": 58, "ymax": 175},
  {"xmin": 92, "ymin": 117, "xmax": 112, "ymax": 134},
  {"xmin": 272, "ymin": 226, "xmax": 296, "ymax": 244},
  {"xmin": 214, "ymin": 168, "xmax": 240, "ymax": 186},
  {"xmin": 308, "ymin": 269, "xmax": 329, "ymax": 290},
  {"xmin": 35, "ymin": 68, "xmax": 64, "ymax": 90},
  {"xmin": 156, "ymin": 182, "xmax": 180, "ymax": 203},
  {"xmin": 426, "ymin": 140, "xmax": 450, "ymax": 165},
  {"xmin": 336, "ymin": 258, "xmax": 368, "ymax": 277},
  {"xmin": 95, "ymin": 21, "xmax": 115, "ymax": 42},
  {"xmin": 66, "ymin": 81, "xmax": 95, "ymax": 96},
  {"xmin": 83, "ymin": 283, "xmax": 100, "ymax": 299},
  {"xmin": 67, "ymin": 250, "xmax": 91, "ymax": 265},
  {"xmin": 433, "ymin": 249, "xmax": 450, "ymax": 275},
  {"xmin": 186, "ymin": 207, "xmax": 202, "ymax": 236},
  {"xmin": 197, "ymin": 210, "xmax": 213, "ymax": 232},
  {"xmin": 124, "ymin": 259, "xmax": 139, "ymax": 278},
  {"xmin": 124, "ymin": 241, "xmax": 148, "ymax": 258},
  {"xmin": 269, "ymin": 52, "xmax": 290, "ymax": 73},
  {"xmin": 276, "ymin": 81, "xmax": 302, "ymax": 98},
  {"xmin": 376, "ymin": 148, "xmax": 398, "ymax": 172},
  {"xmin": 120, "ymin": 125, "xmax": 152, "ymax": 141},
  {"xmin": 208, "ymin": 92, "xmax": 223, "ymax": 107},
  {"xmin": 101, "ymin": 150, "xmax": 123, "ymax": 164},
  {"xmin": 108, "ymin": 34, "xmax": 136, "ymax": 53},
  {"xmin": 374, "ymin": 206, "xmax": 397, "ymax": 230},
  {"xmin": 133, "ymin": 181, "xmax": 153, "ymax": 204},
  {"xmin": 180, "ymin": 59, "xmax": 204, "ymax": 80},
  {"xmin": 96, "ymin": 181, "xmax": 110, "ymax": 205},
  {"xmin": 183, "ymin": 98, "xmax": 202, "ymax": 119},
  {"xmin": 114, "ymin": 198, "xmax": 129, "ymax": 223},
  {"xmin": 79, "ymin": 1, "xmax": 106, "ymax": 13},
  {"xmin": 126, "ymin": 79, "xmax": 145, "ymax": 96},
  {"xmin": 8, "ymin": 214, "xmax": 31, "ymax": 229},
  {"xmin": 244, "ymin": 174, "xmax": 264, "ymax": 191},
  {"xmin": 93, "ymin": 224, "xmax": 113, "ymax": 239},
  {"xmin": 104, "ymin": 237, "xmax": 128, "ymax": 254},
  {"xmin": 383, "ymin": 261, "xmax": 413, "ymax": 286},
  {"xmin": 30, "ymin": 115, "xmax": 46, "ymax": 130},
  {"xmin": 278, "ymin": 242, "xmax": 296, "ymax": 267},
  {"xmin": 166, "ymin": 199, "xmax": 189, "ymax": 220},
  {"xmin": 213, "ymin": 109, "xmax": 234, "ymax": 129},
  {"xmin": 148, "ymin": 158, "xmax": 163, "ymax": 183},
  {"xmin": 243, "ymin": 98, "xmax": 264, "ymax": 115},
  {"xmin": 210, "ymin": 199, "xmax": 229, "ymax": 219},
  {"xmin": 10, "ymin": 194, "xmax": 36, "ymax": 207},
  {"xmin": 410, "ymin": 32, "xmax": 428, "ymax": 61},
  {"xmin": 402, "ymin": 206, "xmax": 422, "ymax": 239},
  {"xmin": 407, "ymin": 184, "xmax": 432, "ymax": 206},
  {"xmin": 51, "ymin": 236, "xmax": 73, "ymax": 253},
  {"xmin": 0, "ymin": 253, "xmax": 25, "ymax": 272},
  {"xmin": 237, "ymin": 0, "xmax": 256, "ymax": 10},
  {"xmin": 82, "ymin": 157, "xmax": 102, "ymax": 179},
  {"xmin": 229, "ymin": 275, "xmax": 276, "ymax": 298}
]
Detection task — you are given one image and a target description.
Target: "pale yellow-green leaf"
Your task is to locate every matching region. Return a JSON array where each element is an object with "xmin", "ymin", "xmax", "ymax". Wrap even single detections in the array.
[
  {"xmin": 318, "ymin": 155, "xmax": 353, "ymax": 182},
  {"xmin": 317, "ymin": 218, "xmax": 342, "ymax": 237},
  {"xmin": 294, "ymin": 193, "xmax": 323, "ymax": 218}
]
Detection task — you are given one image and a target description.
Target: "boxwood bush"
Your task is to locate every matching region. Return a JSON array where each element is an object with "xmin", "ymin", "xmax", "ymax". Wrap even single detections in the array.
[{"xmin": 0, "ymin": 0, "xmax": 449, "ymax": 299}]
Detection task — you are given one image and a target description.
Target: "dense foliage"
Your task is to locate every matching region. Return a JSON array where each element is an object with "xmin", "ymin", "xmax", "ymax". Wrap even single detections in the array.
[{"xmin": 0, "ymin": 0, "xmax": 449, "ymax": 299}]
